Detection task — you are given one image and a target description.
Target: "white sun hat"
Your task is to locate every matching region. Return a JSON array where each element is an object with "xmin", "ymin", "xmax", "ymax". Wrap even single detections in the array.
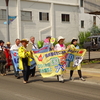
[
  {"xmin": 57, "ymin": 36, "xmax": 65, "ymax": 42},
  {"xmin": 72, "ymin": 37, "xmax": 78, "ymax": 40}
]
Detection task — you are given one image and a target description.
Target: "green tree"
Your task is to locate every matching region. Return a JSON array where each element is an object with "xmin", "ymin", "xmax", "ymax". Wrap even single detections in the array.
[
  {"xmin": 78, "ymin": 31, "xmax": 91, "ymax": 48},
  {"xmin": 89, "ymin": 26, "xmax": 100, "ymax": 35}
]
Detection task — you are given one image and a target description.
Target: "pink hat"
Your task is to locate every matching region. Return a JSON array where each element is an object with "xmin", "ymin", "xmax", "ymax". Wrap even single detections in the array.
[{"xmin": 44, "ymin": 39, "xmax": 49, "ymax": 43}]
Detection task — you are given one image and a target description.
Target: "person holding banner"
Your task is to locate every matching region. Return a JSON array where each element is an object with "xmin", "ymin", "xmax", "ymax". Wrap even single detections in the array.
[
  {"xmin": 18, "ymin": 39, "xmax": 33, "ymax": 84},
  {"xmin": 43, "ymin": 36, "xmax": 54, "ymax": 51},
  {"xmin": 4, "ymin": 42, "xmax": 12, "ymax": 72},
  {"xmin": 67, "ymin": 38, "xmax": 85, "ymax": 81},
  {"xmin": 54, "ymin": 36, "xmax": 66, "ymax": 82},
  {"xmin": 10, "ymin": 39, "xmax": 21, "ymax": 79}
]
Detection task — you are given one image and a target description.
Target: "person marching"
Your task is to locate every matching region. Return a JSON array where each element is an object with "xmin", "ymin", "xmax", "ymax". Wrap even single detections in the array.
[
  {"xmin": 10, "ymin": 39, "xmax": 21, "ymax": 79},
  {"xmin": 4, "ymin": 42, "xmax": 12, "ymax": 72},
  {"xmin": 43, "ymin": 36, "xmax": 54, "ymax": 51},
  {"xmin": 54, "ymin": 36, "xmax": 66, "ymax": 82},
  {"xmin": 67, "ymin": 38, "xmax": 85, "ymax": 81},
  {"xmin": 30, "ymin": 36, "xmax": 38, "ymax": 77},
  {"xmin": 18, "ymin": 39, "xmax": 33, "ymax": 84},
  {"xmin": 0, "ymin": 40, "xmax": 7, "ymax": 76}
]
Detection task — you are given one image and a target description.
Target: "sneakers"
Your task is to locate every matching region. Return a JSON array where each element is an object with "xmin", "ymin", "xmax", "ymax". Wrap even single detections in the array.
[
  {"xmin": 69, "ymin": 77, "xmax": 85, "ymax": 81},
  {"xmin": 57, "ymin": 75, "xmax": 59, "ymax": 81},
  {"xmin": 17, "ymin": 76, "xmax": 20, "ymax": 79},
  {"xmin": 1, "ymin": 73, "xmax": 6, "ymax": 76},
  {"xmin": 23, "ymin": 80, "xmax": 28, "ymax": 84},
  {"xmin": 57, "ymin": 75, "xmax": 64, "ymax": 83},
  {"xmin": 1, "ymin": 74, "xmax": 4, "ymax": 76},
  {"xmin": 69, "ymin": 77, "xmax": 74, "ymax": 80},
  {"xmin": 80, "ymin": 77, "xmax": 85, "ymax": 81}
]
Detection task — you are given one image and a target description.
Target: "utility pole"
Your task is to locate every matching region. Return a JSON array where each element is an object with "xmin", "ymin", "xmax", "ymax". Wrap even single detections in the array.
[{"xmin": 5, "ymin": 0, "xmax": 10, "ymax": 42}]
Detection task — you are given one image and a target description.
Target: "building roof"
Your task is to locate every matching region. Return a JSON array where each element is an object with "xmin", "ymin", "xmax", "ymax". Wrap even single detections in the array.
[
  {"xmin": 89, "ymin": 11, "xmax": 100, "ymax": 15},
  {"xmin": 84, "ymin": 0, "xmax": 100, "ymax": 14}
]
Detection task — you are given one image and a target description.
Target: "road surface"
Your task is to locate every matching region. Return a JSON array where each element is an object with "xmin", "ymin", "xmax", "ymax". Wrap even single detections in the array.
[{"xmin": 0, "ymin": 74, "xmax": 100, "ymax": 100}]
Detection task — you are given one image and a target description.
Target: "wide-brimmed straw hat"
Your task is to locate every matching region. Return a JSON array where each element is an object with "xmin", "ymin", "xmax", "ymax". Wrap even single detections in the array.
[
  {"xmin": 20, "ymin": 39, "xmax": 29, "ymax": 43},
  {"xmin": 6, "ymin": 42, "xmax": 11, "ymax": 45},
  {"xmin": 57, "ymin": 36, "xmax": 65, "ymax": 42}
]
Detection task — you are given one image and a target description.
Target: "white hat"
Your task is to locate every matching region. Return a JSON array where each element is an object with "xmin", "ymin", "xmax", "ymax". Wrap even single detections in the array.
[
  {"xmin": 72, "ymin": 37, "xmax": 77, "ymax": 40},
  {"xmin": 57, "ymin": 36, "xmax": 65, "ymax": 42}
]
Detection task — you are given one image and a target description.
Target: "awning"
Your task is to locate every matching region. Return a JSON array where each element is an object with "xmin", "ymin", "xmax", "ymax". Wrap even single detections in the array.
[{"xmin": 89, "ymin": 11, "xmax": 100, "ymax": 15}]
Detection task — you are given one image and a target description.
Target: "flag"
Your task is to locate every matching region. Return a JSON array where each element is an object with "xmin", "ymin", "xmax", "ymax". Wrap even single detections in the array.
[{"xmin": 4, "ymin": 16, "xmax": 17, "ymax": 24}]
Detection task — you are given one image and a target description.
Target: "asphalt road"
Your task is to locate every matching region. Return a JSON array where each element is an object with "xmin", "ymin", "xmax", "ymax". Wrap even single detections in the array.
[{"xmin": 0, "ymin": 74, "xmax": 100, "ymax": 100}]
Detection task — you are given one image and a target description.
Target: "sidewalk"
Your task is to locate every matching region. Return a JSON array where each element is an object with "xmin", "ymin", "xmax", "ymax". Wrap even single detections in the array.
[
  {"xmin": 63, "ymin": 63, "xmax": 100, "ymax": 85},
  {"xmin": 9, "ymin": 64, "xmax": 100, "ymax": 85}
]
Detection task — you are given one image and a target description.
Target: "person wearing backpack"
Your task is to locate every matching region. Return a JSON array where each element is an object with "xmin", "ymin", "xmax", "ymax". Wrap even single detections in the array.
[{"xmin": 0, "ymin": 40, "xmax": 7, "ymax": 76}]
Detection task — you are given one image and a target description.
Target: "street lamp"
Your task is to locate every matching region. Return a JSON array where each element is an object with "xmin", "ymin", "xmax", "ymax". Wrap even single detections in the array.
[{"xmin": 5, "ymin": 0, "xmax": 10, "ymax": 42}]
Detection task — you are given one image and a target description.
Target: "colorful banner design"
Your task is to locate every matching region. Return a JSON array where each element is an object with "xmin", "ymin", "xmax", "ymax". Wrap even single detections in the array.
[
  {"xmin": 33, "ymin": 48, "xmax": 86, "ymax": 78},
  {"xmin": 4, "ymin": 16, "xmax": 16, "ymax": 24},
  {"xmin": 10, "ymin": 51, "xmax": 20, "ymax": 71},
  {"xmin": 11, "ymin": 51, "xmax": 36, "ymax": 71},
  {"xmin": 10, "ymin": 46, "xmax": 50, "ymax": 71},
  {"xmin": 33, "ymin": 46, "xmax": 50, "ymax": 53}
]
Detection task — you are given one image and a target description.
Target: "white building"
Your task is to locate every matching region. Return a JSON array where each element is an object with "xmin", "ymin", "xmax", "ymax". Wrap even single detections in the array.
[
  {"xmin": 0, "ymin": 0, "xmax": 100, "ymax": 43},
  {"xmin": 79, "ymin": 0, "xmax": 100, "ymax": 32}
]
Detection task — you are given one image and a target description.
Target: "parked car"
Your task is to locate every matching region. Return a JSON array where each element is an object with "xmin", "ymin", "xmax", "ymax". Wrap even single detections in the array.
[{"xmin": 84, "ymin": 35, "xmax": 100, "ymax": 50}]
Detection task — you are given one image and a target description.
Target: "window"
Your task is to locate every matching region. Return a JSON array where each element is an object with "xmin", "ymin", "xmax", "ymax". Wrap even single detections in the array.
[
  {"xmin": 80, "ymin": 0, "xmax": 84, "ymax": 7},
  {"xmin": 61, "ymin": 14, "xmax": 70, "ymax": 22},
  {"xmin": 39, "ymin": 12, "xmax": 49, "ymax": 21},
  {"xmin": 0, "ymin": 9, "xmax": 6, "ymax": 20},
  {"xmin": 93, "ymin": 16, "xmax": 96, "ymax": 26},
  {"xmin": 21, "ymin": 11, "xmax": 32, "ymax": 21},
  {"xmin": 81, "ymin": 20, "xmax": 84, "ymax": 28}
]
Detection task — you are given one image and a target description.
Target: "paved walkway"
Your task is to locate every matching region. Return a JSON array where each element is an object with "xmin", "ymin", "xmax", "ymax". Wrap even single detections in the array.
[
  {"xmin": 63, "ymin": 64, "xmax": 100, "ymax": 85},
  {"xmin": 7, "ymin": 64, "xmax": 100, "ymax": 85}
]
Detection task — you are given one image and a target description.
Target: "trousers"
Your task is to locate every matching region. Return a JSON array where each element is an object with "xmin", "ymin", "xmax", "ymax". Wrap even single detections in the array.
[
  {"xmin": 70, "ymin": 70, "xmax": 82, "ymax": 78},
  {"xmin": 22, "ymin": 58, "xmax": 30, "ymax": 81},
  {"xmin": 0, "ymin": 62, "xmax": 6, "ymax": 74}
]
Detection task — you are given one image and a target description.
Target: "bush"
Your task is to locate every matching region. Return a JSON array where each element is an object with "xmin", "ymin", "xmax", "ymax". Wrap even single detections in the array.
[
  {"xmin": 78, "ymin": 31, "xmax": 91, "ymax": 48},
  {"xmin": 89, "ymin": 26, "xmax": 100, "ymax": 35},
  {"xmin": 53, "ymin": 39, "xmax": 58, "ymax": 46},
  {"xmin": 37, "ymin": 40, "xmax": 44, "ymax": 48},
  {"xmin": 65, "ymin": 42, "xmax": 71, "ymax": 47}
]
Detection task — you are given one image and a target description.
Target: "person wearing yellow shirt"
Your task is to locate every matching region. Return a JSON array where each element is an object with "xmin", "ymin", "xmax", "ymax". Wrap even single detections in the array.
[
  {"xmin": 18, "ymin": 39, "xmax": 33, "ymax": 84},
  {"xmin": 67, "ymin": 38, "xmax": 85, "ymax": 81}
]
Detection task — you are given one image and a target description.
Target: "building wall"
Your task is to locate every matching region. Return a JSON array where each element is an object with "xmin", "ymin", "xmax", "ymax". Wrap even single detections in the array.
[
  {"xmin": 79, "ymin": 13, "xmax": 93, "ymax": 31},
  {"xmin": 20, "ymin": 0, "xmax": 79, "ymax": 42},
  {"xmin": 0, "ymin": 0, "xmax": 17, "ymax": 43},
  {"xmin": 21, "ymin": 1, "xmax": 51, "ymax": 41},
  {"xmin": 84, "ymin": 0, "xmax": 100, "ymax": 12},
  {"xmin": 79, "ymin": 7, "xmax": 100, "ymax": 32},
  {"xmin": 55, "ymin": 5, "xmax": 79, "ymax": 42},
  {"xmin": 0, "ymin": 0, "xmax": 100, "ymax": 44}
]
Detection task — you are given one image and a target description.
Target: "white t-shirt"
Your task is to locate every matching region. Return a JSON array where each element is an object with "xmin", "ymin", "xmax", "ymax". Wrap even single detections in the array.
[
  {"xmin": 10, "ymin": 44, "xmax": 20, "ymax": 51},
  {"xmin": 54, "ymin": 44, "xmax": 66, "ymax": 51},
  {"xmin": 0, "ymin": 46, "xmax": 2, "ymax": 50}
]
